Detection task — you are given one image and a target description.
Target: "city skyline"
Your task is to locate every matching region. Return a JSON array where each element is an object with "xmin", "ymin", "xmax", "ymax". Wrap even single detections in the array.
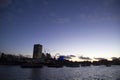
[{"xmin": 0, "ymin": 0, "xmax": 120, "ymax": 59}]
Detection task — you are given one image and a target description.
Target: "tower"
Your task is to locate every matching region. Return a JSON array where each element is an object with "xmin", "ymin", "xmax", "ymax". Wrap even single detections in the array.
[{"xmin": 33, "ymin": 44, "xmax": 42, "ymax": 59}]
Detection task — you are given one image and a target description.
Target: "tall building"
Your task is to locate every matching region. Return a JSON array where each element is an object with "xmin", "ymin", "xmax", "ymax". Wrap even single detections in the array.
[{"xmin": 33, "ymin": 44, "xmax": 42, "ymax": 59}]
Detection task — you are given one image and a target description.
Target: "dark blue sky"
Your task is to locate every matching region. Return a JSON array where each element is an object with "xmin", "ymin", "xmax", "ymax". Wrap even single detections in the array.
[{"xmin": 0, "ymin": 0, "xmax": 120, "ymax": 58}]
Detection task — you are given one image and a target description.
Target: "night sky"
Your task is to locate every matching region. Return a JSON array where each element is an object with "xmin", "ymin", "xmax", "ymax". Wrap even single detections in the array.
[{"xmin": 0, "ymin": 0, "xmax": 120, "ymax": 58}]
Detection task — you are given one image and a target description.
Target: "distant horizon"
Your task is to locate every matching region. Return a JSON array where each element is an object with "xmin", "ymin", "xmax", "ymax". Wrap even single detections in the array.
[{"xmin": 0, "ymin": 47, "xmax": 120, "ymax": 62}]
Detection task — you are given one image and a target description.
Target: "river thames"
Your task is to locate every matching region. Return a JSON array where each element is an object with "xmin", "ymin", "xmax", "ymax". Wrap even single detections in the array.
[{"xmin": 0, "ymin": 65, "xmax": 120, "ymax": 80}]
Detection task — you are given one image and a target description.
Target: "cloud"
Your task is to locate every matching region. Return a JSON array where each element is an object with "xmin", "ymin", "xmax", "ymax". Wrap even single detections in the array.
[
  {"xmin": 111, "ymin": 57, "xmax": 117, "ymax": 59},
  {"xmin": 69, "ymin": 55, "xmax": 76, "ymax": 57},
  {"xmin": 94, "ymin": 57, "xmax": 106, "ymax": 60},
  {"xmin": 64, "ymin": 56, "xmax": 71, "ymax": 59},
  {"xmin": 79, "ymin": 56, "xmax": 91, "ymax": 60},
  {"xmin": 59, "ymin": 55, "xmax": 76, "ymax": 60}
]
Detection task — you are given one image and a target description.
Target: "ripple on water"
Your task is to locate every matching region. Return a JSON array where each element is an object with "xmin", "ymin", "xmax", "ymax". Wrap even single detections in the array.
[{"xmin": 0, "ymin": 65, "xmax": 120, "ymax": 80}]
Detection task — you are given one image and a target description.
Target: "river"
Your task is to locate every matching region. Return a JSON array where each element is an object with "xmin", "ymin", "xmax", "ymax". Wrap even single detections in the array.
[{"xmin": 0, "ymin": 65, "xmax": 120, "ymax": 80}]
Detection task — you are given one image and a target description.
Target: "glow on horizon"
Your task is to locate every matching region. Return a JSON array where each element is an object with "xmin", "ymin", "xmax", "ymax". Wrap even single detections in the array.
[
  {"xmin": 47, "ymin": 39, "xmax": 119, "ymax": 59},
  {"xmin": 18, "ymin": 37, "xmax": 120, "ymax": 59}
]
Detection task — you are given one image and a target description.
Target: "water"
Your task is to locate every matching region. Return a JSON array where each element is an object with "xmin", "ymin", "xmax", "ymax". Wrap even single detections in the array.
[{"xmin": 0, "ymin": 65, "xmax": 120, "ymax": 80}]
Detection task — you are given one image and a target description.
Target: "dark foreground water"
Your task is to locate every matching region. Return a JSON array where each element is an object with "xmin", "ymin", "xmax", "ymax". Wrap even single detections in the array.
[{"xmin": 0, "ymin": 65, "xmax": 120, "ymax": 80}]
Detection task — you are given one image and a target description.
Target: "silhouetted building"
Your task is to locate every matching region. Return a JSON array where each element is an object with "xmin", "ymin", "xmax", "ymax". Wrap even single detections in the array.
[{"xmin": 33, "ymin": 44, "xmax": 42, "ymax": 59}]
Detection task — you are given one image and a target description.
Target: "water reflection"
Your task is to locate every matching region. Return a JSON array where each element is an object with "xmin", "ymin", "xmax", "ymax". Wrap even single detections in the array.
[
  {"xmin": 0, "ymin": 65, "xmax": 120, "ymax": 80},
  {"xmin": 29, "ymin": 69, "xmax": 42, "ymax": 80}
]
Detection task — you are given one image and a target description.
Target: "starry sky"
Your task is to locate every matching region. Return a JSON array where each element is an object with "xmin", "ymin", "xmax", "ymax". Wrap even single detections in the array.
[{"xmin": 0, "ymin": 0, "xmax": 120, "ymax": 58}]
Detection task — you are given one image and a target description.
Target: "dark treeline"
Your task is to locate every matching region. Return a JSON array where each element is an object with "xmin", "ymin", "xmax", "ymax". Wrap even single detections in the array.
[
  {"xmin": 0, "ymin": 52, "xmax": 27, "ymax": 65},
  {"xmin": 92, "ymin": 58, "xmax": 120, "ymax": 66},
  {"xmin": 0, "ymin": 52, "xmax": 52, "ymax": 65}
]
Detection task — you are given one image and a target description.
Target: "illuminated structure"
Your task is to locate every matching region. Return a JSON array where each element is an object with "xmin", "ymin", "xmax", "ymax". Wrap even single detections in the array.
[{"xmin": 33, "ymin": 44, "xmax": 42, "ymax": 58}]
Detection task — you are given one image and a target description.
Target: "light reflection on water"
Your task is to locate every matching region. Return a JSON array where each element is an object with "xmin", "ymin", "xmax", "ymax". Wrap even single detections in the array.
[{"xmin": 0, "ymin": 65, "xmax": 120, "ymax": 80}]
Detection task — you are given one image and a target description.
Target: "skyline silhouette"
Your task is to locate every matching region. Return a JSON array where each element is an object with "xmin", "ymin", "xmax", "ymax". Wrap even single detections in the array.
[{"xmin": 0, "ymin": 44, "xmax": 119, "ymax": 62}]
